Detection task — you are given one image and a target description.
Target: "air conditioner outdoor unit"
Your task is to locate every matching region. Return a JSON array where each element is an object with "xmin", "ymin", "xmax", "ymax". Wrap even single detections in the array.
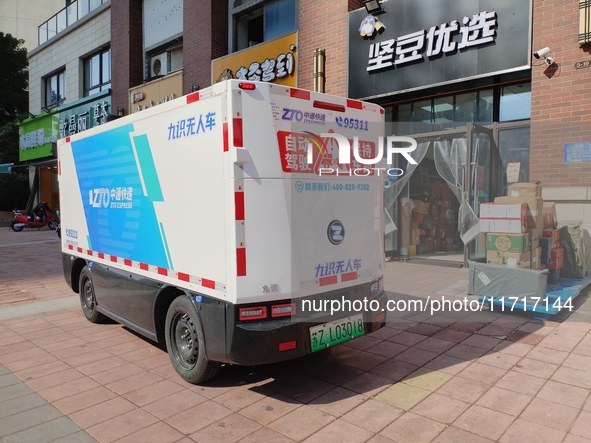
[{"xmin": 151, "ymin": 52, "xmax": 169, "ymax": 77}]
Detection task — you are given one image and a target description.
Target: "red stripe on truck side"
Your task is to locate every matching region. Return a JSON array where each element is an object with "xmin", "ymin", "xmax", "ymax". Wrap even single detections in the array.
[
  {"xmin": 140, "ymin": 263, "xmax": 148, "ymax": 271},
  {"xmin": 202, "ymin": 278, "xmax": 215, "ymax": 289},
  {"xmin": 110, "ymin": 255, "xmax": 118, "ymax": 263},
  {"xmin": 157, "ymin": 267, "xmax": 168, "ymax": 276},
  {"xmin": 68, "ymin": 244, "xmax": 73, "ymax": 250},
  {"xmin": 223, "ymin": 122, "xmax": 228, "ymax": 152},
  {"xmin": 186, "ymin": 91, "xmax": 200, "ymax": 103},
  {"xmin": 124, "ymin": 259, "xmax": 132, "ymax": 266},
  {"xmin": 178, "ymin": 272, "xmax": 190, "ymax": 282},
  {"xmin": 235, "ymin": 192, "xmax": 244, "ymax": 221},
  {"xmin": 346, "ymin": 99, "xmax": 363, "ymax": 109},
  {"xmin": 237, "ymin": 248, "xmax": 247, "ymax": 276},
  {"xmin": 290, "ymin": 88, "xmax": 310, "ymax": 100},
  {"xmin": 233, "ymin": 118, "xmax": 243, "ymax": 147},
  {"xmin": 319, "ymin": 275, "xmax": 338, "ymax": 286},
  {"xmin": 341, "ymin": 271, "xmax": 358, "ymax": 282},
  {"xmin": 98, "ymin": 252, "xmax": 104, "ymax": 259}
]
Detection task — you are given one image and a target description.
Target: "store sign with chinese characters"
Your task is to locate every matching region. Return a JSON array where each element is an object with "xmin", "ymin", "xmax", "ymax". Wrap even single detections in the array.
[
  {"xmin": 348, "ymin": 0, "xmax": 532, "ymax": 99},
  {"xmin": 212, "ymin": 32, "xmax": 297, "ymax": 87},
  {"xmin": 57, "ymin": 91, "xmax": 112, "ymax": 138},
  {"xmin": 129, "ymin": 70, "xmax": 183, "ymax": 114},
  {"xmin": 18, "ymin": 112, "xmax": 59, "ymax": 162}
]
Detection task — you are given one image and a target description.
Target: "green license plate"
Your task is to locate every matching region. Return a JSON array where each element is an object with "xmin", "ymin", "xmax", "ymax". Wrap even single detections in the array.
[{"xmin": 310, "ymin": 313, "xmax": 365, "ymax": 352}]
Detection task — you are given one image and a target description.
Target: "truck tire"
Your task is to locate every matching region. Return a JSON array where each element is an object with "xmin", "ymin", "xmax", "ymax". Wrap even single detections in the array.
[
  {"xmin": 79, "ymin": 266, "xmax": 107, "ymax": 323},
  {"xmin": 165, "ymin": 296, "xmax": 221, "ymax": 384}
]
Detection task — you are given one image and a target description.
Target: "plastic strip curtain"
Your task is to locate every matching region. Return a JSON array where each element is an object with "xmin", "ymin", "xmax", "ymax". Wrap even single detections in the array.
[
  {"xmin": 433, "ymin": 138, "xmax": 480, "ymax": 244},
  {"xmin": 384, "ymin": 142, "xmax": 430, "ymax": 234}
]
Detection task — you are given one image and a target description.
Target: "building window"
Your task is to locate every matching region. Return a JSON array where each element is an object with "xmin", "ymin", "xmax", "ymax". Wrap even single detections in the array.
[
  {"xmin": 84, "ymin": 48, "xmax": 111, "ymax": 97},
  {"xmin": 499, "ymin": 83, "xmax": 531, "ymax": 122},
  {"xmin": 45, "ymin": 70, "xmax": 66, "ymax": 107},
  {"xmin": 580, "ymin": 0, "xmax": 591, "ymax": 46},
  {"xmin": 233, "ymin": 0, "xmax": 296, "ymax": 51}
]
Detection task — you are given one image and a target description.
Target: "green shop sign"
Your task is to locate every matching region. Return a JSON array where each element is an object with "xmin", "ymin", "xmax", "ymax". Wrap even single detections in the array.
[
  {"xmin": 18, "ymin": 111, "xmax": 59, "ymax": 162},
  {"xmin": 57, "ymin": 90, "xmax": 112, "ymax": 138}
]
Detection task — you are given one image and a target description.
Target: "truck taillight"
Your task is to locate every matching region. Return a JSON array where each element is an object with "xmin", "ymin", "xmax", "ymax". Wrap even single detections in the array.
[
  {"xmin": 313, "ymin": 100, "xmax": 346, "ymax": 112},
  {"xmin": 239, "ymin": 306, "xmax": 267, "ymax": 321},
  {"xmin": 239, "ymin": 82, "xmax": 256, "ymax": 90},
  {"xmin": 271, "ymin": 303, "xmax": 296, "ymax": 318}
]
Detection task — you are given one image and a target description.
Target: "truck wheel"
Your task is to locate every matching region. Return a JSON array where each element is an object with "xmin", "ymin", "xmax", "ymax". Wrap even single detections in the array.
[
  {"xmin": 79, "ymin": 266, "xmax": 106, "ymax": 323},
  {"xmin": 165, "ymin": 296, "xmax": 221, "ymax": 384},
  {"xmin": 10, "ymin": 221, "xmax": 24, "ymax": 232}
]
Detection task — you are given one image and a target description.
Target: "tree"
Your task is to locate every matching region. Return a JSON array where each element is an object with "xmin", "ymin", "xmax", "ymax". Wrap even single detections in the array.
[{"xmin": 0, "ymin": 32, "xmax": 28, "ymax": 126}]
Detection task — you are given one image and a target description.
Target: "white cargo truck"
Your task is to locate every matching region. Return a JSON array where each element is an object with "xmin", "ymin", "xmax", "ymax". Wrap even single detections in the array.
[{"xmin": 58, "ymin": 80, "xmax": 387, "ymax": 383}]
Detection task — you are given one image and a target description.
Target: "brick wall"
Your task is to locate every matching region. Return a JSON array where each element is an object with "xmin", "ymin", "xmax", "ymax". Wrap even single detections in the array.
[
  {"xmin": 183, "ymin": 0, "xmax": 228, "ymax": 93},
  {"xmin": 111, "ymin": 0, "xmax": 143, "ymax": 113},
  {"xmin": 298, "ymin": 0, "xmax": 363, "ymax": 96},
  {"xmin": 530, "ymin": 0, "xmax": 591, "ymax": 187}
]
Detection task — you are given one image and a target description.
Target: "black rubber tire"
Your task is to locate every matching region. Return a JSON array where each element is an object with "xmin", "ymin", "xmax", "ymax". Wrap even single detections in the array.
[
  {"xmin": 10, "ymin": 221, "xmax": 24, "ymax": 232},
  {"xmin": 48, "ymin": 221, "xmax": 58, "ymax": 230},
  {"xmin": 79, "ymin": 266, "xmax": 106, "ymax": 323},
  {"xmin": 57, "ymin": 227, "xmax": 61, "ymax": 238},
  {"xmin": 165, "ymin": 296, "xmax": 221, "ymax": 384}
]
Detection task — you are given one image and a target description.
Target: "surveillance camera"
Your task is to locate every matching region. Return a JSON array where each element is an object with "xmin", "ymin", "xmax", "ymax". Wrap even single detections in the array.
[{"xmin": 534, "ymin": 47, "xmax": 551, "ymax": 59}]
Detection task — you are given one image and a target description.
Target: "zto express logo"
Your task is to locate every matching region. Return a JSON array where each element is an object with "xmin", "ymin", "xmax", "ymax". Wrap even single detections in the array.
[
  {"xmin": 327, "ymin": 220, "xmax": 345, "ymax": 245},
  {"xmin": 282, "ymin": 108, "xmax": 326, "ymax": 125}
]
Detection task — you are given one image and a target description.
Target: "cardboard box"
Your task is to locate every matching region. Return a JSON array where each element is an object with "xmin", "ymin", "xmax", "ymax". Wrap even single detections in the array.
[
  {"xmin": 508, "ymin": 182, "xmax": 542, "ymax": 198},
  {"xmin": 409, "ymin": 244, "xmax": 417, "ymax": 256},
  {"xmin": 494, "ymin": 196, "xmax": 543, "ymax": 229},
  {"xmin": 429, "ymin": 204, "xmax": 439, "ymax": 217},
  {"xmin": 542, "ymin": 229, "xmax": 560, "ymax": 249},
  {"xmin": 530, "ymin": 227, "xmax": 542, "ymax": 241},
  {"xmin": 486, "ymin": 250, "xmax": 531, "ymax": 268},
  {"xmin": 531, "ymin": 247, "xmax": 542, "ymax": 270},
  {"xmin": 547, "ymin": 247, "xmax": 564, "ymax": 270},
  {"xmin": 411, "ymin": 229, "xmax": 421, "ymax": 245},
  {"xmin": 543, "ymin": 202, "xmax": 557, "ymax": 229},
  {"xmin": 486, "ymin": 233, "xmax": 530, "ymax": 253},
  {"xmin": 441, "ymin": 184, "xmax": 454, "ymax": 201},
  {"xmin": 531, "ymin": 237, "xmax": 540, "ymax": 251},
  {"xmin": 480, "ymin": 218, "xmax": 527, "ymax": 234},
  {"xmin": 412, "ymin": 212, "xmax": 425, "ymax": 223},
  {"xmin": 540, "ymin": 237, "xmax": 552, "ymax": 264},
  {"xmin": 411, "ymin": 222, "xmax": 420, "ymax": 229},
  {"xmin": 480, "ymin": 202, "xmax": 528, "ymax": 220},
  {"xmin": 412, "ymin": 200, "xmax": 430, "ymax": 215},
  {"xmin": 419, "ymin": 184, "xmax": 443, "ymax": 201}
]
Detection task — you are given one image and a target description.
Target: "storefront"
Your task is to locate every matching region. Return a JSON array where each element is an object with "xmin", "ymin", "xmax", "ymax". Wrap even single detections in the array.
[
  {"xmin": 348, "ymin": 0, "xmax": 533, "ymax": 263},
  {"xmin": 129, "ymin": 71, "xmax": 183, "ymax": 114}
]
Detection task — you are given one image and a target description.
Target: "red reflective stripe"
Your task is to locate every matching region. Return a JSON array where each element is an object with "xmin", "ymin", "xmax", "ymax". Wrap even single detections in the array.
[
  {"xmin": 278, "ymin": 340, "xmax": 297, "ymax": 352},
  {"xmin": 319, "ymin": 275, "xmax": 338, "ymax": 286},
  {"xmin": 140, "ymin": 263, "xmax": 148, "ymax": 271},
  {"xmin": 235, "ymin": 192, "xmax": 244, "ymax": 220},
  {"xmin": 223, "ymin": 122, "xmax": 229, "ymax": 152},
  {"xmin": 347, "ymin": 99, "xmax": 363, "ymax": 109},
  {"xmin": 68, "ymin": 244, "xmax": 73, "ymax": 250},
  {"xmin": 233, "ymin": 118, "xmax": 243, "ymax": 147},
  {"xmin": 65, "ymin": 137, "xmax": 71, "ymax": 143},
  {"xmin": 202, "ymin": 278, "xmax": 215, "ymax": 289},
  {"xmin": 178, "ymin": 272, "xmax": 190, "ymax": 282},
  {"xmin": 87, "ymin": 250, "xmax": 93, "ymax": 256},
  {"xmin": 98, "ymin": 252, "xmax": 104, "ymax": 259},
  {"xmin": 290, "ymin": 88, "xmax": 310, "ymax": 100},
  {"xmin": 124, "ymin": 259, "xmax": 132, "ymax": 266},
  {"xmin": 77, "ymin": 247, "xmax": 82, "ymax": 253},
  {"xmin": 237, "ymin": 248, "xmax": 246, "ymax": 276},
  {"xmin": 186, "ymin": 91, "xmax": 200, "ymax": 103},
  {"xmin": 157, "ymin": 267, "xmax": 168, "ymax": 276},
  {"xmin": 341, "ymin": 271, "xmax": 358, "ymax": 282},
  {"xmin": 110, "ymin": 256, "xmax": 118, "ymax": 262}
]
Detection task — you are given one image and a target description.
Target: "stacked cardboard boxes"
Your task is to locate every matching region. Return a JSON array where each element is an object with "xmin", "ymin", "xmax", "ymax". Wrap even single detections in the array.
[{"xmin": 541, "ymin": 207, "xmax": 562, "ymax": 283}]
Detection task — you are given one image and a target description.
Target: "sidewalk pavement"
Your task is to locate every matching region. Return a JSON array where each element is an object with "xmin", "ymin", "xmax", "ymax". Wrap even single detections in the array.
[{"xmin": 1, "ymin": 229, "xmax": 591, "ymax": 442}]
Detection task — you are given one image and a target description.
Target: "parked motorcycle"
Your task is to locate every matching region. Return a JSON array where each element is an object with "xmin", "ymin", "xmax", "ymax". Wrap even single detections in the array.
[{"xmin": 10, "ymin": 202, "xmax": 60, "ymax": 232}]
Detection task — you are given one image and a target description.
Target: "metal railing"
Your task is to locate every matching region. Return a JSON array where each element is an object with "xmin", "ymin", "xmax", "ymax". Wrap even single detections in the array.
[{"xmin": 38, "ymin": 0, "xmax": 107, "ymax": 45}]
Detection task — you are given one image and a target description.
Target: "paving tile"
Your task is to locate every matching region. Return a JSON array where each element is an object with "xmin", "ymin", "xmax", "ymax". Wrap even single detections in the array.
[
  {"xmin": 571, "ymin": 411, "xmax": 591, "ymax": 440},
  {"xmin": 394, "ymin": 347, "xmax": 439, "ymax": 366},
  {"xmin": 423, "ymin": 354, "xmax": 471, "ymax": 375},
  {"xmin": 0, "ymin": 392, "xmax": 47, "ymax": 419},
  {"xmin": 475, "ymin": 324, "xmax": 515, "ymax": 337},
  {"xmin": 308, "ymin": 386, "xmax": 367, "ymax": 417},
  {"xmin": 367, "ymin": 435, "xmax": 396, "ymax": 443},
  {"xmin": 431, "ymin": 426, "xmax": 495, "ymax": 443},
  {"xmin": 552, "ymin": 367, "xmax": 591, "ymax": 389},
  {"xmin": 313, "ymin": 363, "xmax": 364, "ymax": 386},
  {"xmin": 165, "ymin": 400, "xmax": 233, "ymax": 434},
  {"xmin": 124, "ymin": 379, "xmax": 185, "ymax": 407},
  {"xmin": 435, "ymin": 377, "xmax": 489, "ymax": 403},
  {"xmin": 525, "ymin": 346, "xmax": 569, "ymax": 365},
  {"xmin": 189, "ymin": 372, "xmax": 249, "ymax": 398},
  {"xmin": 461, "ymin": 334, "xmax": 502, "ymax": 350},
  {"xmin": 493, "ymin": 341, "xmax": 534, "ymax": 357},
  {"xmin": 380, "ymin": 412, "xmax": 446, "ymax": 443},
  {"xmin": 519, "ymin": 397, "xmax": 579, "ymax": 432},
  {"xmin": 61, "ymin": 349, "xmax": 113, "ymax": 367},
  {"xmin": 142, "ymin": 390, "xmax": 208, "ymax": 420},
  {"xmin": 375, "ymin": 383, "xmax": 431, "ymax": 411},
  {"xmin": 267, "ymin": 405, "xmax": 335, "ymax": 441},
  {"xmin": 302, "ymin": 419, "xmax": 373, "ymax": 443},
  {"xmin": 495, "ymin": 370, "xmax": 546, "ymax": 396},
  {"xmin": 499, "ymin": 418, "xmax": 567, "ymax": 443},
  {"xmin": 238, "ymin": 427, "xmax": 295, "ymax": 443},
  {"xmin": 342, "ymin": 351, "xmax": 388, "ymax": 371},
  {"xmin": 475, "ymin": 386, "xmax": 532, "ymax": 416},
  {"xmin": 51, "ymin": 430, "xmax": 99, "ymax": 443},
  {"xmin": 402, "ymin": 368, "xmax": 452, "ymax": 392},
  {"xmin": 457, "ymin": 362, "xmax": 507, "ymax": 388},
  {"xmin": 444, "ymin": 344, "xmax": 488, "ymax": 361},
  {"xmin": 536, "ymin": 380, "xmax": 589, "ymax": 409},
  {"xmin": 454, "ymin": 404, "xmax": 514, "ymax": 441},
  {"xmin": 239, "ymin": 393, "xmax": 301, "ymax": 425},
  {"xmin": 4, "ymin": 353, "xmax": 59, "ymax": 373},
  {"xmin": 341, "ymin": 335, "xmax": 382, "ymax": 351},
  {"xmin": 341, "ymin": 371, "xmax": 393, "ymax": 397},
  {"xmin": 89, "ymin": 362, "xmax": 145, "ymax": 385},
  {"xmin": 2, "ymin": 416, "xmax": 83, "ymax": 443},
  {"xmin": 112, "ymin": 421, "xmax": 185, "ymax": 443},
  {"xmin": 0, "ymin": 379, "xmax": 34, "ymax": 401},
  {"xmin": 432, "ymin": 328, "xmax": 473, "ymax": 343},
  {"xmin": 85, "ymin": 408, "xmax": 159, "ymax": 443},
  {"xmin": 414, "ymin": 337, "xmax": 455, "ymax": 354},
  {"xmin": 77, "ymin": 355, "xmax": 128, "ymax": 376},
  {"xmin": 342, "ymin": 398, "xmax": 403, "ymax": 433},
  {"xmin": 279, "ymin": 376, "xmax": 335, "ymax": 404},
  {"xmin": 411, "ymin": 392, "xmax": 470, "ymax": 424},
  {"xmin": 563, "ymin": 353, "xmax": 591, "ymax": 372},
  {"xmin": 585, "ymin": 395, "xmax": 591, "ymax": 412},
  {"xmin": 513, "ymin": 357, "xmax": 558, "ymax": 379},
  {"xmin": 538, "ymin": 336, "xmax": 580, "ymax": 353},
  {"xmin": 68, "ymin": 396, "xmax": 136, "ymax": 429},
  {"xmin": 367, "ymin": 341, "xmax": 409, "ymax": 358},
  {"xmin": 0, "ymin": 372, "xmax": 22, "ymax": 389},
  {"xmin": 37, "ymin": 376, "xmax": 100, "ymax": 403},
  {"xmin": 563, "ymin": 434, "xmax": 591, "ymax": 443},
  {"xmin": 106, "ymin": 370, "xmax": 164, "ymax": 395},
  {"xmin": 406, "ymin": 323, "xmax": 443, "ymax": 337},
  {"xmin": 368, "ymin": 326, "xmax": 401, "ymax": 341},
  {"xmin": 518, "ymin": 323, "xmax": 555, "ymax": 336},
  {"xmin": 387, "ymin": 331, "xmax": 427, "ymax": 347},
  {"xmin": 370, "ymin": 360, "xmax": 419, "ymax": 382},
  {"xmin": 15, "ymin": 360, "xmax": 71, "ymax": 382},
  {"xmin": 476, "ymin": 350, "xmax": 520, "ymax": 370},
  {"xmin": 52, "ymin": 386, "xmax": 118, "ymax": 415},
  {"xmin": 0, "ymin": 404, "xmax": 63, "ymax": 438},
  {"xmin": 51, "ymin": 343, "xmax": 102, "ymax": 360},
  {"xmin": 506, "ymin": 331, "xmax": 545, "ymax": 346}
]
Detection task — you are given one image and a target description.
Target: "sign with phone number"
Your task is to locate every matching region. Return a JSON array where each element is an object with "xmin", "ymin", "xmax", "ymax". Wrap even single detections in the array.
[{"xmin": 335, "ymin": 116, "xmax": 369, "ymax": 131}]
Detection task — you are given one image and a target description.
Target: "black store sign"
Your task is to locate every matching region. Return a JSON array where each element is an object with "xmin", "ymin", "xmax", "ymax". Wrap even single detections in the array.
[{"xmin": 348, "ymin": 0, "xmax": 532, "ymax": 100}]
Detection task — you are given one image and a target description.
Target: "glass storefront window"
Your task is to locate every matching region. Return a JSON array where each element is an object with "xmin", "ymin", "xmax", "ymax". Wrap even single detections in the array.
[
  {"xmin": 500, "ymin": 83, "xmax": 531, "ymax": 121},
  {"xmin": 433, "ymin": 96, "xmax": 454, "ymax": 131}
]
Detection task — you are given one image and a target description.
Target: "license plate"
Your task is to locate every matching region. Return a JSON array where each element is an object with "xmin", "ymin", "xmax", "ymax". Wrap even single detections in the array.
[{"xmin": 309, "ymin": 313, "xmax": 365, "ymax": 352}]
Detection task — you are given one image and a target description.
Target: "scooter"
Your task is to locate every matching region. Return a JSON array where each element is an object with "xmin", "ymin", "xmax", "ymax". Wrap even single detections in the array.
[{"xmin": 10, "ymin": 202, "xmax": 60, "ymax": 232}]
